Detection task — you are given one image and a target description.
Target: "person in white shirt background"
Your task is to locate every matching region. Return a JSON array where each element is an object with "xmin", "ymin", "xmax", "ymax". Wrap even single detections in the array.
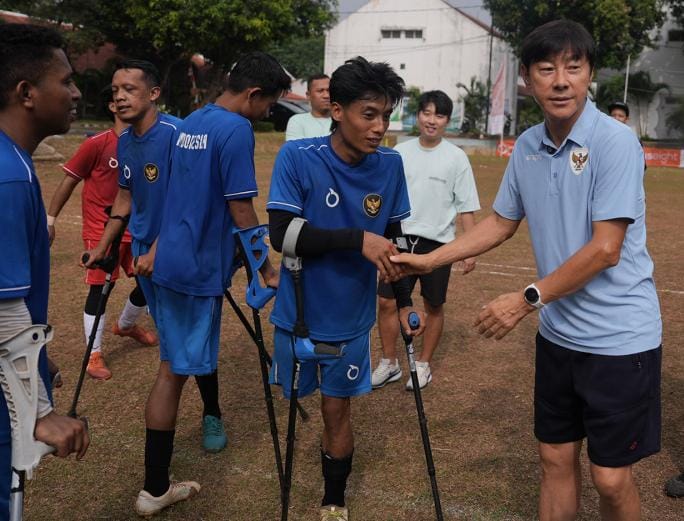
[
  {"xmin": 285, "ymin": 74, "xmax": 332, "ymax": 140},
  {"xmin": 372, "ymin": 90, "xmax": 480, "ymax": 390}
]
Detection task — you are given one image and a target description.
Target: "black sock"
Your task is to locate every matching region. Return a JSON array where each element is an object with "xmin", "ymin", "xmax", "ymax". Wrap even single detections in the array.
[
  {"xmin": 144, "ymin": 429, "xmax": 174, "ymax": 497},
  {"xmin": 195, "ymin": 370, "xmax": 221, "ymax": 419},
  {"xmin": 321, "ymin": 450, "xmax": 353, "ymax": 507}
]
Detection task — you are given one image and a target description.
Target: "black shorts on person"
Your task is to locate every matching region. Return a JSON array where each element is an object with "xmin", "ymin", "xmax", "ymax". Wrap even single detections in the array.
[
  {"xmin": 377, "ymin": 235, "xmax": 452, "ymax": 307},
  {"xmin": 534, "ymin": 333, "xmax": 661, "ymax": 468}
]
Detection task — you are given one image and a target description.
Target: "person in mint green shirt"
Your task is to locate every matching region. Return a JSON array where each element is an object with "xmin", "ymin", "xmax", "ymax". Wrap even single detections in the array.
[
  {"xmin": 372, "ymin": 90, "xmax": 480, "ymax": 391},
  {"xmin": 285, "ymin": 74, "xmax": 332, "ymax": 140}
]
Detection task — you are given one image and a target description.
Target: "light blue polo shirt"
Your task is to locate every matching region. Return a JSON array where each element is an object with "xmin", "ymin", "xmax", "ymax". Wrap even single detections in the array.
[{"xmin": 493, "ymin": 100, "xmax": 661, "ymax": 355}]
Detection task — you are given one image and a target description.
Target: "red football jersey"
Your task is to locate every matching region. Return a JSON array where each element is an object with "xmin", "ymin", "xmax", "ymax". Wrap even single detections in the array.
[{"xmin": 62, "ymin": 129, "xmax": 131, "ymax": 242}]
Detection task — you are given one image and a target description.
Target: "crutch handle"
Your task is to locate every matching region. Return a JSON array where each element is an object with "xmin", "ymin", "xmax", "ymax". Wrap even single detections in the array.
[{"xmin": 408, "ymin": 312, "xmax": 420, "ymax": 330}]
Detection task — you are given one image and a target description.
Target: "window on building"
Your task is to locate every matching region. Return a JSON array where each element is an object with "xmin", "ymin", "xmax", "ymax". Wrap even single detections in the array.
[
  {"xmin": 400, "ymin": 63, "xmax": 406, "ymax": 70},
  {"xmin": 669, "ymin": 29, "xmax": 684, "ymax": 42},
  {"xmin": 381, "ymin": 29, "xmax": 421, "ymax": 39}
]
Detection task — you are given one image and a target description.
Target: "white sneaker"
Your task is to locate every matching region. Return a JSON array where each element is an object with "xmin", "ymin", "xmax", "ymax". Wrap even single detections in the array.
[
  {"xmin": 135, "ymin": 481, "xmax": 201, "ymax": 517},
  {"xmin": 320, "ymin": 505, "xmax": 349, "ymax": 520},
  {"xmin": 371, "ymin": 358, "xmax": 402, "ymax": 389},
  {"xmin": 406, "ymin": 361, "xmax": 432, "ymax": 390}
]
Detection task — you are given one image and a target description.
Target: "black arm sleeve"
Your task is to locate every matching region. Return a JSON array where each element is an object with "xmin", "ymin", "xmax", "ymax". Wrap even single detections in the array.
[
  {"xmin": 384, "ymin": 221, "xmax": 413, "ymax": 309},
  {"xmin": 268, "ymin": 209, "xmax": 364, "ymax": 257}
]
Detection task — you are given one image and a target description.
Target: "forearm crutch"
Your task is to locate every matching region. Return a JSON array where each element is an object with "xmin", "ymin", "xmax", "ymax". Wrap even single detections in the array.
[
  {"xmin": 280, "ymin": 218, "xmax": 343, "ymax": 521},
  {"xmin": 68, "ymin": 210, "xmax": 129, "ymax": 418},
  {"xmin": 401, "ymin": 311, "xmax": 443, "ymax": 521},
  {"xmin": 0, "ymin": 325, "xmax": 55, "ymax": 521},
  {"xmin": 223, "ymin": 289, "xmax": 309, "ymax": 425},
  {"xmin": 228, "ymin": 225, "xmax": 291, "ymax": 499}
]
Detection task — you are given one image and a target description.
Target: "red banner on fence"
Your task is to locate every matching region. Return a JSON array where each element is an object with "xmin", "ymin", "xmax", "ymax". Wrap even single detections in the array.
[
  {"xmin": 643, "ymin": 147, "xmax": 683, "ymax": 168},
  {"xmin": 496, "ymin": 139, "xmax": 516, "ymax": 157}
]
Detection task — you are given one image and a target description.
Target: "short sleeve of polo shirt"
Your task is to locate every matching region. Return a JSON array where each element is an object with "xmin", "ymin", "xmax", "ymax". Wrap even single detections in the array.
[
  {"xmin": 591, "ymin": 130, "xmax": 643, "ymax": 223},
  {"xmin": 0, "ymin": 182, "xmax": 33, "ymax": 299},
  {"xmin": 453, "ymin": 152, "xmax": 480, "ymax": 213},
  {"xmin": 267, "ymin": 144, "xmax": 304, "ymax": 216},
  {"xmin": 219, "ymin": 123, "xmax": 258, "ymax": 200},
  {"xmin": 62, "ymin": 136, "xmax": 99, "ymax": 181},
  {"xmin": 493, "ymin": 148, "xmax": 524, "ymax": 220}
]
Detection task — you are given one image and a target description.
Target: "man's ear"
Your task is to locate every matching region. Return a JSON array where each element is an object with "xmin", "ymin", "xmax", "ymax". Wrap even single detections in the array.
[
  {"xmin": 149, "ymin": 86, "xmax": 161, "ymax": 103},
  {"xmin": 330, "ymin": 102, "xmax": 343, "ymax": 124},
  {"xmin": 520, "ymin": 64, "xmax": 530, "ymax": 87},
  {"xmin": 246, "ymin": 87, "xmax": 263, "ymax": 100},
  {"xmin": 17, "ymin": 80, "xmax": 35, "ymax": 108}
]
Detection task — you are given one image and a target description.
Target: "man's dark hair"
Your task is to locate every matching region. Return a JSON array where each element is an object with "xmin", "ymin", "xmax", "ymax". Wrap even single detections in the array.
[
  {"xmin": 226, "ymin": 52, "xmax": 291, "ymax": 97},
  {"xmin": 520, "ymin": 20, "xmax": 595, "ymax": 71},
  {"xmin": 307, "ymin": 73, "xmax": 329, "ymax": 91},
  {"xmin": 418, "ymin": 90, "xmax": 453, "ymax": 119},
  {"xmin": 114, "ymin": 59, "xmax": 161, "ymax": 88},
  {"xmin": 608, "ymin": 100, "xmax": 629, "ymax": 117},
  {"xmin": 329, "ymin": 56, "xmax": 405, "ymax": 130},
  {"xmin": 0, "ymin": 24, "xmax": 66, "ymax": 110}
]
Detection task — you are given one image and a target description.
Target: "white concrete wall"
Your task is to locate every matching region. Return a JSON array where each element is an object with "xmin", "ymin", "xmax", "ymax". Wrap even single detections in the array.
[{"xmin": 325, "ymin": 0, "xmax": 518, "ymax": 132}]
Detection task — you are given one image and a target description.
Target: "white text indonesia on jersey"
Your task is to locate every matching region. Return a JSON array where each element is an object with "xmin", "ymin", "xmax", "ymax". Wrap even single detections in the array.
[{"xmin": 176, "ymin": 132, "xmax": 208, "ymax": 150}]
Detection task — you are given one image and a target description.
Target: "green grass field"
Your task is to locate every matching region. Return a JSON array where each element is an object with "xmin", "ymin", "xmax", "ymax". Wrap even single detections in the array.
[{"xmin": 22, "ymin": 132, "xmax": 684, "ymax": 520}]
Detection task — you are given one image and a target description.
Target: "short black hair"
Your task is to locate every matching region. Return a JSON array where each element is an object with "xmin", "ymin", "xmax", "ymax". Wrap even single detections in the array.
[
  {"xmin": 608, "ymin": 100, "xmax": 629, "ymax": 117},
  {"xmin": 114, "ymin": 59, "xmax": 161, "ymax": 88},
  {"xmin": 329, "ymin": 56, "xmax": 405, "ymax": 130},
  {"xmin": 418, "ymin": 90, "xmax": 453, "ymax": 119},
  {"xmin": 0, "ymin": 24, "xmax": 66, "ymax": 110},
  {"xmin": 226, "ymin": 52, "xmax": 291, "ymax": 97},
  {"xmin": 520, "ymin": 20, "xmax": 595, "ymax": 71},
  {"xmin": 307, "ymin": 74, "xmax": 329, "ymax": 91}
]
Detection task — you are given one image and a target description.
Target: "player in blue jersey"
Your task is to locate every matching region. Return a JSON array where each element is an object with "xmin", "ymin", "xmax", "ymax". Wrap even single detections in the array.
[
  {"xmin": 82, "ymin": 59, "xmax": 227, "ymax": 460},
  {"xmin": 134, "ymin": 52, "xmax": 289, "ymax": 517},
  {"xmin": 0, "ymin": 24, "xmax": 90, "ymax": 521},
  {"xmin": 267, "ymin": 56, "xmax": 424, "ymax": 521}
]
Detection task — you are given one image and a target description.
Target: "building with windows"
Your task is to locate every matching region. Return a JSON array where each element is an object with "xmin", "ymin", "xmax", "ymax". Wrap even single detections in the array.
[{"xmin": 324, "ymin": 0, "xmax": 518, "ymax": 133}]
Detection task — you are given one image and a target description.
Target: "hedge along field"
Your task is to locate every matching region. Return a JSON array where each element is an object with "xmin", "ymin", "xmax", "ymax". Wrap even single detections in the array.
[{"xmin": 22, "ymin": 131, "xmax": 684, "ymax": 520}]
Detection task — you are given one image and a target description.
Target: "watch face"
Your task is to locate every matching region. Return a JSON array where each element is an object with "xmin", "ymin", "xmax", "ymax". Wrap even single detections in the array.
[{"xmin": 525, "ymin": 286, "xmax": 539, "ymax": 304}]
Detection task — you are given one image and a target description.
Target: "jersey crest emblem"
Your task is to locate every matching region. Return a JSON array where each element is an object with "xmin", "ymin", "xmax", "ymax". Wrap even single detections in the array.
[
  {"xmin": 144, "ymin": 163, "xmax": 159, "ymax": 182},
  {"xmin": 363, "ymin": 193, "xmax": 382, "ymax": 218},
  {"xmin": 569, "ymin": 147, "xmax": 589, "ymax": 175}
]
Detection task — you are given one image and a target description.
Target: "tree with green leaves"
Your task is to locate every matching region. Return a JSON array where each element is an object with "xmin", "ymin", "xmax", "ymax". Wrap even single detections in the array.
[
  {"xmin": 457, "ymin": 77, "xmax": 488, "ymax": 135},
  {"xmin": 484, "ymin": 0, "xmax": 667, "ymax": 69},
  {"xmin": 5, "ymin": 0, "xmax": 337, "ymax": 114},
  {"xmin": 268, "ymin": 36, "xmax": 325, "ymax": 79}
]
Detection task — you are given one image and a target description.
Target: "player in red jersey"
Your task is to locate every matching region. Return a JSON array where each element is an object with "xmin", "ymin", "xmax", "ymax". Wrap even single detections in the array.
[{"xmin": 47, "ymin": 98, "xmax": 158, "ymax": 380}]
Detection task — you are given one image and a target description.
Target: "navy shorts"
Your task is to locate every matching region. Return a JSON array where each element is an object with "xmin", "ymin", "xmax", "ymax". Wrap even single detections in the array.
[
  {"xmin": 377, "ymin": 236, "xmax": 452, "ymax": 307},
  {"xmin": 269, "ymin": 327, "xmax": 372, "ymax": 399},
  {"xmin": 534, "ymin": 333, "xmax": 661, "ymax": 468}
]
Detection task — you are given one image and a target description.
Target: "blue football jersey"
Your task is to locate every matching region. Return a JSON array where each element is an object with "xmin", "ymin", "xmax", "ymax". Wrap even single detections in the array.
[
  {"xmin": 0, "ymin": 131, "xmax": 52, "ymax": 447},
  {"xmin": 117, "ymin": 113, "xmax": 180, "ymax": 244},
  {"xmin": 267, "ymin": 135, "xmax": 411, "ymax": 341},
  {"xmin": 153, "ymin": 104, "xmax": 258, "ymax": 296}
]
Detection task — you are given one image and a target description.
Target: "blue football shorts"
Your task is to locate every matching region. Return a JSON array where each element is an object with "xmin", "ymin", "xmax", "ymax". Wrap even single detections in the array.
[
  {"xmin": 152, "ymin": 283, "xmax": 222, "ymax": 375},
  {"xmin": 269, "ymin": 327, "xmax": 372, "ymax": 399}
]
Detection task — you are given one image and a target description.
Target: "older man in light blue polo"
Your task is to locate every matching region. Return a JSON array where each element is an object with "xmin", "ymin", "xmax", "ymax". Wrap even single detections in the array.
[{"xmin": 390, "ymin": 19, "xmax": 661, "ymax": 521}]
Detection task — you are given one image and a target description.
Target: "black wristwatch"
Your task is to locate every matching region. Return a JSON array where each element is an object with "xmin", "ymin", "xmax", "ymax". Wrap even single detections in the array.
[{"xmin": 523, "ymin": 283, "xmax": 544, "ymax": 309}]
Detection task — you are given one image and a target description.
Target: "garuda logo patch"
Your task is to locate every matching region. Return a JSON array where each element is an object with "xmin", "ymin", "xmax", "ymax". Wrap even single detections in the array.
[
  {"xmin": 363, "ymin": 193, "xmax": 382, "ymax": 218},
  {"xmin": 569, "ymin": 147, "xmax": 589, "ymax": 175},
  {"xmin": 144, "ymin": 163, "xmax": 159, "ymax": 182}
]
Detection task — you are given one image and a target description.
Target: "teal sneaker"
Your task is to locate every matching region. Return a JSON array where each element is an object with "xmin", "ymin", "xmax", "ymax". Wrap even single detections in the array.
[{"xmin": 202, "ymin": 415, "xmax": 227, "ymax": 453}]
